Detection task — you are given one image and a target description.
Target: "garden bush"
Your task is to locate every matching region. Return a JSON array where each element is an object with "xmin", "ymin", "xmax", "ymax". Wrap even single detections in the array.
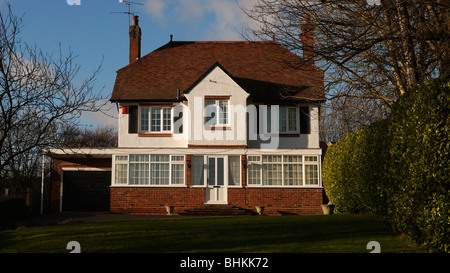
[
  {"xmin": 387, "ymin": 78, "xmax": 449, "ymax": 252},
  {"xmin": 322, "ymin": 78, "xmax": 449, "ymax": 252}
]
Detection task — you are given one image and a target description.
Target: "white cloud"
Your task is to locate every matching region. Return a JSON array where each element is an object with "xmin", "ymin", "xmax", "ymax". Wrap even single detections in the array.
[
  {"xmin": 144, "ymin": 0, "xmax": 167, "ymax": 20},
  {"xmin": 142, "ymin": 0, "xmax": 258, "ymax": 40},
  {"xmin": 79, "ymin": 101, "xmax": 118, "ymax": 129}
]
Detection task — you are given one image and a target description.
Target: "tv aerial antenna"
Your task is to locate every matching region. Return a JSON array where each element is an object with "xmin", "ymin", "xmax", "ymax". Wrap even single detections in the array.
[{"xmin": 111, "ymin": 0, "xmax": 143, "ymax": 25}]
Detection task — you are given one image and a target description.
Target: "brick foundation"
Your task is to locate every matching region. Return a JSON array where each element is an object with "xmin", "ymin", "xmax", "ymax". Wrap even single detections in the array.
[{"xmin": 110, "ymin": 187, "xmax": 323, "ymax": 215}]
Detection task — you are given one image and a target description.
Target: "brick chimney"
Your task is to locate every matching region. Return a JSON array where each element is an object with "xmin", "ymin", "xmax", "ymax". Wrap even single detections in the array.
[
  {"xmin": 301, "ymin": 14, "xmax": 314, "ymax": 63},
  {"xmin": 129, "ymin": 15, "xmax": 141, "ymax": 63}
]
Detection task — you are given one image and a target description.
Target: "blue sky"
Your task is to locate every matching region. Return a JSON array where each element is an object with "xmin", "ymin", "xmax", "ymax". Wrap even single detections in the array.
[{"xmin": 1, "ymin": 0, "xmax": 255, "ymax": 128}]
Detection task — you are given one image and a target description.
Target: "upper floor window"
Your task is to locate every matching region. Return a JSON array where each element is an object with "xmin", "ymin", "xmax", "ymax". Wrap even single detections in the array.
[
  {"xmin": 205, "ymin": 97, "xmax": 229, "ymax": 127},
  {"xmin": 267, "ymin": 106, "xmax": 298, "ymax": 133},
  {"xmin": 140, "ymin": 106, "xmax": 171, "ymax": 133}
]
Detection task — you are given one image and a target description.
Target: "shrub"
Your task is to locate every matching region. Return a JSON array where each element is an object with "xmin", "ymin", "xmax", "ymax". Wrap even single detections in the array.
[
  {"xmin": 323, "ymin": 78, "xmax": 449, "ymax": 252},
  {"xmin": 387, "ymin": 78, "xmax": 449, "ymax": 252},
  {"xmin": 322, "ymin": 119, "xmax": 389, "ymax": 215}
]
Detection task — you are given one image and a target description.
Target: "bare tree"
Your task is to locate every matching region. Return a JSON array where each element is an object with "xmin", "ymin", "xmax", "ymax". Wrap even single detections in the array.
[
  {"xmin": 59, "ymin": 124, "xmax": 118, "ymax": 149},
  {"xmin": 242, "ymin": 0, "xmax": 449, "ymax": 140},
  {"xmin": 0, "ymin": 4, "xmax": 105, "ymax": 184}
]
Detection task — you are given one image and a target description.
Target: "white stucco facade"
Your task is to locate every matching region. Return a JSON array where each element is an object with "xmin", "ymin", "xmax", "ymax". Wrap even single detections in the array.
[{"xmin": 116, "ymin": 65, "xmax": 320, "ymax": 150}]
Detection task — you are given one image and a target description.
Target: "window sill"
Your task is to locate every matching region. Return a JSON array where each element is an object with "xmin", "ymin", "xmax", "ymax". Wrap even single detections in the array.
[
  {"xmin": 204, "ymin": 126, "xmax": 231, "ymax": 131},
  {"xmin": 245, "ymin": 185, "xmax": 322, "ymax": 188},
  {"xmin": 111, "ymin": 185, "xmax": 187, "ymax": 188},
  {"xmin": 138, "ymin": 133, "xmax": 173, "ymax": 137},
  {"xmin": 263, "ymin": 133, "xmax": 300, "ymax": 137}
]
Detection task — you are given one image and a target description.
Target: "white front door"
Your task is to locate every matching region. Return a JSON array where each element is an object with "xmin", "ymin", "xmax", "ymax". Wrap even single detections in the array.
[{"xmin": 205, "ymin": 156, "xmax": 227, "ymax": 204}]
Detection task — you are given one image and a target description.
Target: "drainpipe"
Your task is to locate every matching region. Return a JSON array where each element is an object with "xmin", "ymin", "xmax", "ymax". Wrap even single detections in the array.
[{"xmin": 40, "ymin": 152, "xmax": 45, "ymax": 214}]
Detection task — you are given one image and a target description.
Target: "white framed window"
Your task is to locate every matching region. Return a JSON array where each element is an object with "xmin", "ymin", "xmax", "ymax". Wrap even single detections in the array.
[
  {"xmin": 129, "ymin": 154, "xmax": 149, "ymax": 185},
  {"xmin": 114, "ymin": 155, "xmax": 128, "ymax": 185},
  {"xmin": 205, "ymin": 99, "xmax": 229, "ymax": 126},
  {"xmin": 305, "ymin": 156, "xmax": 319, "ymax": 185},
  {"xmin": 150, "ymin": 155, "xmax": 170, "ymax": 185},
  {"xmin": 247, "ymin": 156, "xmax": 261, "ymax": 186},
  {"xmin": 267, "ymin": 106, "xmax": 299, "ymax": 133},
  {"xmin": 191, "ymin": 156, "xmax": 205, "ymax": 186},
  {"xmin": 171, "ymin": 155, "xmax": 185, "ymax": 185},
  {"xmin": 247, "ymin": 155, "xmax": 320, "ymax": 187},
  {"xmin": 140, "ymin": 106, "xmax": 172, "ymax": 133},
  {"xmin": 228, "ymin": 156, "xmax": 241, "ymax": 186},
  {"xmin": 283, "ymin": 155, "xmax": 302, "ymax": 186},
  {"xmin": 113, "ymin": 154, "xmax": 185, "ymax": 186},
  {"xmin": 262, "ymin": 155, "xmax": 282, "ymax": 186}
]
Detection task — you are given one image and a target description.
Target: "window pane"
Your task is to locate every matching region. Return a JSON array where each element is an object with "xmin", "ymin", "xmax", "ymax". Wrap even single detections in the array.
[
  {"xmin": 115, "ymin": 164, "xmax": 128, "ymax": 184},
  {"xmin": 288, "ymin": 107, "xmax": 297, "ymax": 131},
  {"xmin": 217, "ymin": 158, "xmax": 224, "ymax": 186},
  {"xmin": 284, "ymin": 155, "xmax": 301, "ymax": 162},
  {"xmin": 151, "ymin": 163, "xmax": 169, "ymax": 185},
  {"xmin": 262, "ymin": 155, "xmax": 282, "ymax": 163},
  {"xmin": 171, "ymin": 155, "xmax": 184, "ymax": 162},
  {"xmin": 116, "ymin": 155, "xmax": 128, "ymax": 161},
  {"xmin": 140, "ymin": 107, "xmax": 149, "ymax": 132},
  {"xmin": 151, "ymin": 107, "xmax": 161, "ymax": 131},
  {"xmin": 284, "ymin": 163, "xmax": 302, "ymax": 186},
  {"xmin": 305, "ymin": 165, "xmax": 319, "ymax": 185},
  {"xmin": 129, "ymin": 163, "xmax": 149, "ymax": 185},
  {"xmin": 208, "ymin": 157, "xmax": 215, "ymax": 186},
  {"xmin": 305, "ymin": 156, "xmax": 318, "ymax": 162},
  {"xmin": 150, "ymin": 154, "xmax": 169, "ymax": 162},
  {"xmin": 163, "ymin": 108, "xmax": 171, "ymax": 131},
  {"xmin": 171, "ymin": 164, "xmax": 184, "ymax": 184},
  {"xmin": 191, "ymin": 156, "xmax": 204, "ymax": 186},
  {"xmin": 263, "ymin": 163, "xmax": 282, "ymax": 185},
  {"xmin": 248, "ymin": 163, "xmax": 261, "ymax": 185},
  {"xmin": 228, "ymin": 156, "xmax": 240, "ymax": 186},
  {"xmin": 219, "ymin": 100, "xmax": 228, "ymax": 124},
  {"xmin": 205, "ymin": 100, "xmax": 217, "ymax": 125},
  {"xmin": 129, "ymin": 154, "xmax": 149, "ymax": 162},
  {"xmin": 247, "ymin": 156, "xmax": 261, "ymax": 162}
]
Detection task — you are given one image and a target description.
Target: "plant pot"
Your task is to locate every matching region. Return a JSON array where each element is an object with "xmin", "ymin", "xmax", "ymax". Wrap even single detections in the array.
[
  {"xmin": 255, "ymin": 206, "xmax": 264, "ymax": 215},
  {"xmin": 321, "ymin": 204, "xmax": 335, "ymax": 215},
  {"xmin": 165, "ymin": 205, "xmax": 174, "ymax": 215}
]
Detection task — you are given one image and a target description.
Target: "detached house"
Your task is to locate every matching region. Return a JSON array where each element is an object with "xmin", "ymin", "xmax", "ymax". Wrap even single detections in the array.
[{"xmin": 47, "ymin": 16, "xmax": 326, "ymax": 215}]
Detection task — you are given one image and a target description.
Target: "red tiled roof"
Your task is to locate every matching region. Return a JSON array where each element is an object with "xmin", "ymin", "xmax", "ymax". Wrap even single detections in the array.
[{"xmin": 110, "ymin": 41, "xmax": 325, "ymax": 102}]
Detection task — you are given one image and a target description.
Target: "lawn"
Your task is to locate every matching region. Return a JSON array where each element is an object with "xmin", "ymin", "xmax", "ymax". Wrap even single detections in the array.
[{"xmin": 0, "ymin": 214, "xmax": 423, "ymax": 253}]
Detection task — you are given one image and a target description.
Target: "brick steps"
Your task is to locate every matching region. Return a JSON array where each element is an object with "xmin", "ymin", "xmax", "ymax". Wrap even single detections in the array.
[{"xmin": 179, "ymin": 205, "xmax": 256, "ymax": 216}]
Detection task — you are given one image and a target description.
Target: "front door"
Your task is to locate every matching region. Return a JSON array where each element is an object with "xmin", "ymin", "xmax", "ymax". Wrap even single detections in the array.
[{"xmin": 205, "ymin": 156, "xmax": 227, "ymax": 204}]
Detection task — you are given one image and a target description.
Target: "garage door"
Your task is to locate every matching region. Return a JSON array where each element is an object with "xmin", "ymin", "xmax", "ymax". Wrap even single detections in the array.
[{"xmin": 62, "ymin": 171, "xmax": 111, "ymax": 212}]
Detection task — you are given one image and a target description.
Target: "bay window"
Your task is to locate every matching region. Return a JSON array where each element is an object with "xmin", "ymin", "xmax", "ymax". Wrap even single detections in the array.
[
  {"xmin": 113, "ymin": 154, "xmax": 185, "ymax": 186},
  {"xmin": 247, "ymin": 155, "xmax": 320, "ymax": 187}
]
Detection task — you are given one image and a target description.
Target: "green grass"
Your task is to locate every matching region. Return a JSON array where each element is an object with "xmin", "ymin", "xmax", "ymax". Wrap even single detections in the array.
[{"xmin": 0, "ymin": 215, "xmax": 423, "ymax": 253}]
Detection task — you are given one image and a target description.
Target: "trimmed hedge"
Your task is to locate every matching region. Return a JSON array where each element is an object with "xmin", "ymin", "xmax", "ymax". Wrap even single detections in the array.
[
  {"xmin": 322, "ymin": 78, "xmax": 449, "ymax": 252},
  {"xmin": 322, "ymin": 119, "xmax": 389, "ymax": 215}
]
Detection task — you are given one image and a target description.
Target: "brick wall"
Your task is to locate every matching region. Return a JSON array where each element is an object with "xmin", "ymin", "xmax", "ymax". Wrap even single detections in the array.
[
  {"xmin": 228, "ymin": 188, "xmax": 323, "ymax": 215},
  {"xmin": 51, "ymin": 154, "xmax": 323, "ymax": 216},
  {"xmin": 110, "ymin": 187, "xmax": 205, "ymax": 214},
  {"xmin": 110, "ymin": 187, "xmax": 323, "ymax": 215}
]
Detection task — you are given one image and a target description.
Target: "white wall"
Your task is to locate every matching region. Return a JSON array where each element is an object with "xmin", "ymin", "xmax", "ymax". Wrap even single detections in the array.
[
  {"xmin": 184, "ymin": 66, "xmax": 249, "ymax": 147},
  {"xmin": 117, "ymin": 65, "xmax": 320, "ymax": 149}
]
